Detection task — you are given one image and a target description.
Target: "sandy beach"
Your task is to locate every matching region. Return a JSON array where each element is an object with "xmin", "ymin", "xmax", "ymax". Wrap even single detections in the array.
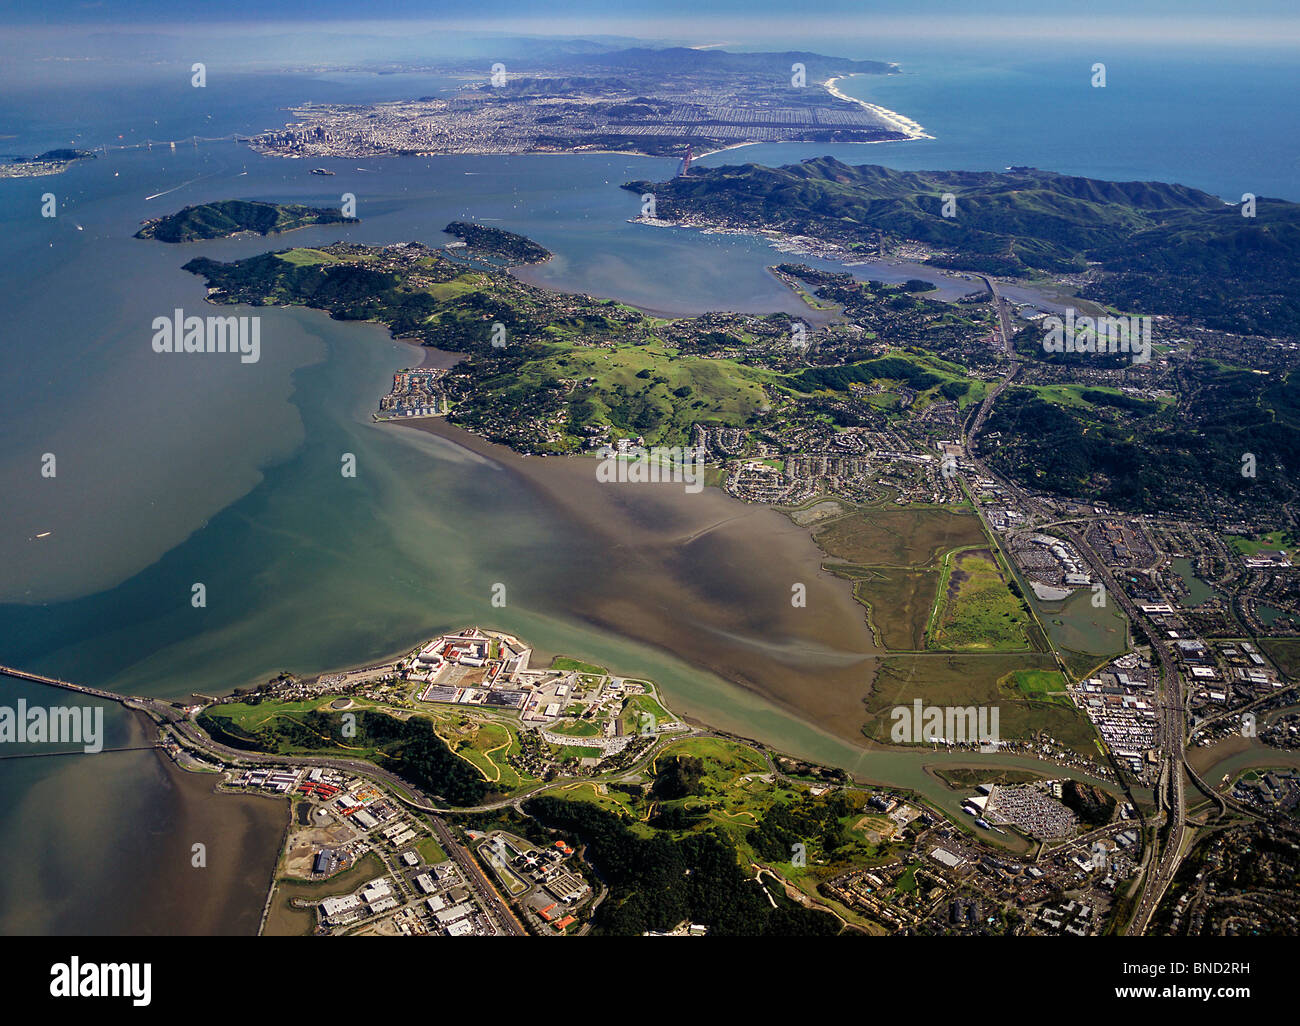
[{"xmin": 825, "ymin": 75, "xmax": 932, "ymax": 140}]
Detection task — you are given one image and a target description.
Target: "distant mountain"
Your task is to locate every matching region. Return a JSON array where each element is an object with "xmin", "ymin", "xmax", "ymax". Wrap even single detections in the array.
[
  {"xmin": 627, "ymin": 157, "xmax": 1300, "ymax": 334},
  {"xmin": 468, "ymin": 48, "xmax": 896, "ymax": 99},
  {"xmin": 28, "ymin": 148, "xmax": 95, "ymax": 162},
  {"xmin": 572, "ymin": 46, "xmax": 896, "ymax": 78},
  {"xmin": 4, "ymin": 148, "xmax": 94, "ymax": 165},
  {"xmin": 135, "ymin": 199, "xmax": 358, "ymax": 243}
]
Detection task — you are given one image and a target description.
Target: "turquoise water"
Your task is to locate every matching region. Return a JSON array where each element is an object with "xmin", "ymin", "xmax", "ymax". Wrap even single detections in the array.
[{"xmin": 0, "ymin": 44, "xmax": 1295, "ymax": 932}]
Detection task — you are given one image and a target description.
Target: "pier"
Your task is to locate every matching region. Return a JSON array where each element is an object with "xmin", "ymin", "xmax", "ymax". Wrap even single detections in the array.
[{"xmin": 0, "ymin": 663, "xmax": 133, "ymax": 704}]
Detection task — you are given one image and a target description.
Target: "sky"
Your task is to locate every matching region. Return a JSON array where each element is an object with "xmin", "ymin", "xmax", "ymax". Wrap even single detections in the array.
[
  {"xmin": 3, "ymin": 0, "xmax": 1300, "ymax": 48},
  {"xmin": 0, "ymin": 0, "xmax": 1296, "ymax": 84}
]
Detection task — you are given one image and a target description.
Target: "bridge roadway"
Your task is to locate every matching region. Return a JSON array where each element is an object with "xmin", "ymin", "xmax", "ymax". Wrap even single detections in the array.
[
  {"xmin": 0, "ymin": 664, "xmax": 526, "ymax": 936},
  {"xmin": 0, "ymin": 663, "xmax": 139, "ymax": 703}
]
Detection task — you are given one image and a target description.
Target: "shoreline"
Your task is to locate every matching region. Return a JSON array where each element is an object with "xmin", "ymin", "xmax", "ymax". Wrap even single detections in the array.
[
  {"xmin": 824, "ymin": 75, "xmax": 933, "ymax": 141},
  {"xmin": 508, "ymin": 258, "xmax": 835, "ymax": 322},
  {"xmin": 251, "ymin": 78, "xmax": 930, "ymax": 165},
  {"xmin": 386, "ymin": 415, "xmax": 886, "ymax": 750}
]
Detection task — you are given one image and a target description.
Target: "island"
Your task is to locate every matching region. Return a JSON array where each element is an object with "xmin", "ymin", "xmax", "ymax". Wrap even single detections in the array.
[
  {"xmin": 0, "ymin": 148, "xmax": 95, "ymax": 179},
  {"xmin": 135, "ymin": 199, "xmax": 359, "ymax": 243}
]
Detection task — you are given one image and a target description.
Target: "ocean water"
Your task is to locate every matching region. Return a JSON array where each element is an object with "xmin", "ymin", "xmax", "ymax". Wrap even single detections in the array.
[
  {"xmin": 696, "ymin": 44, "xmax": 1300, "ymax": 203},
  {"xmin": 0, "ymin": 42, "xmax": 1294, "ymax": 933}
]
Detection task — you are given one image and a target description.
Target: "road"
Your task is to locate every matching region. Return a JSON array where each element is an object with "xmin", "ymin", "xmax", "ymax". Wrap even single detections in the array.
[
  {"xmin": 982, "ymin": 275, "xmax": 1017, "ymax": 357},
  {"xmin": 0, "ymin": 663, "xmax": 140, "ymax": 703},
  {"xmin": 953, "ymin": 295, "xmax": 1202, "ymax": 934},
  {"xmin": 2, "ymin": 636, "xmax": 1227, "ymax": 936},
  {"xmin": 429, "ymin": 816, "xmax": 526, "ymax": 936}
]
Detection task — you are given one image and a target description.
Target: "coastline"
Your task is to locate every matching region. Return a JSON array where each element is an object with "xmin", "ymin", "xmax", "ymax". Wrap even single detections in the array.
[
  {"xmin": 385, "ymin": 415, "xmax": 886, "ymax": 752},
  {"xmin": 824, "ymin": 75, "xmax": 933, "ymax": 141}
]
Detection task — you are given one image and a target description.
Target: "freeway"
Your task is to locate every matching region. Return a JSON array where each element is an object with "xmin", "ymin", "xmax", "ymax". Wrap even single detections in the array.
[
  {"xmin": 954, "ymin": 309, "xmax": 1201, "ymax": 935},
  {"xmin": 429, "ymin": 815, "xmax": 526, "ymax": 936},
  {"xmin": 979, "ymin": 274, "xmax": 1017, "ymax": 357},
  {"xmin": 1055, "ymin": 520, "xmax": 1189, "ymax": 934},
  {"xmin": 964, "ymin": 279, "xmax": 1020, "ymax": 442},
  {"xmin": 994, "ymin": 497, "xmax": 1190, "ymax": 931}
]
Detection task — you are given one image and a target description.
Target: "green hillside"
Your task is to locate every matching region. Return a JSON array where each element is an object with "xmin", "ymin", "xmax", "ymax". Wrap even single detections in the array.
[
  {"xmin": 136, "ymin": 199, "xmax": 358, "ymax": 242},
  {"xmin": 627, "ymin": 157, "xmax": 1300, "ymax": 333}
]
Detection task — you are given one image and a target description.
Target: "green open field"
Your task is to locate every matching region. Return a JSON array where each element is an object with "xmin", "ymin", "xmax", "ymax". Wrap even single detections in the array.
[
  {"xmin": 549, "ymin": 719, "xmax": 602, "ymax": 738},
  {"xmin": 551, "ymin": 744, "xmax": 604, "ymax": 761},
  {"xmin": 618, "ymin": 692, "xmax": 672, "ymax": 734},
  {"xmin": 1225, "ymin": 530, "xmax": 1297, "ymax": 557},
  {"xmin": 553, "ymin": 780, "xmax": 648, "ymax": 824},
  {"xmin": 550, "ymin": 656, "xmax": 609, "ymax": 675},
  {"xmin": 417, "ymin": 836, "xmax": 447, "ymax": 865},
  {"xmin": 655, "ymin": 736, "xmax": 769, "ymax": 781},
  {"xmin": 862, "ymin": 652, "xmax": 1098, "ymax": 756},
  {"xmin": 275, "ymin": 247, "xmax": 345, "ymax": 267},
  {"xmin": 834, "ymin": 566, "xmax": 938, "ymax": 650},
  {"xmin": 928, "ymin": 549, "xmax": 1033, "ymax": 651},
  {"xmin": 814, "ymin": 507, "xmax": 986, "ymax": 567},
  {"xmin": 1260, "ymin": 638, "xmax": 1300, "ymax": 681},
  {"xmin": 1002, "ymin": 668, "xmax": 1071, "ymax": 706},
  {"xmin": 206, "ymin": 695, "xmax": 345, "ymax": 731},
  {"xmin": 204, "ymin": 697, "xmax": 388, "ymax": 760}
]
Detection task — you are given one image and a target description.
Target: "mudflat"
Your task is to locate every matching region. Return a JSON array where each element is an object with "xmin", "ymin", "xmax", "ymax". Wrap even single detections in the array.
[{"xmin": 400, "ymin": 418, "xmax": 885, "ymax": 746}]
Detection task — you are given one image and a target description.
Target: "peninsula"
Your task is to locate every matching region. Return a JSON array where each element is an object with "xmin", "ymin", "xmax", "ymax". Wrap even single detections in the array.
[
  {"xmin": 125, "ymin": 625, "xmax": 1132, "ymax": 937},
  {"xmin": 0, "ymin": 147, "xmax": 95, "ymax": 178},
  {"xmin": 443, "ymin": 221, "xmax": 551, "ymax": 265},
  {"xmin": 250, "ymin": 46, "xmax": 919, "ymax": 160},
  {"xmin": 624, "ymin": 156, "xmax": 1300, "ymax": 335}
]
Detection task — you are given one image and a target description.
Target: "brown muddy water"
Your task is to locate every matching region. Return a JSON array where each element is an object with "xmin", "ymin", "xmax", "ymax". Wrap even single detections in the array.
[
  {"xmin": 0, "ymin": 706, "xmax": 285, "ymax": 935},
  {"xmin": 401, "ymin": 418, "xmax": 886, "ymax": 746}
]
